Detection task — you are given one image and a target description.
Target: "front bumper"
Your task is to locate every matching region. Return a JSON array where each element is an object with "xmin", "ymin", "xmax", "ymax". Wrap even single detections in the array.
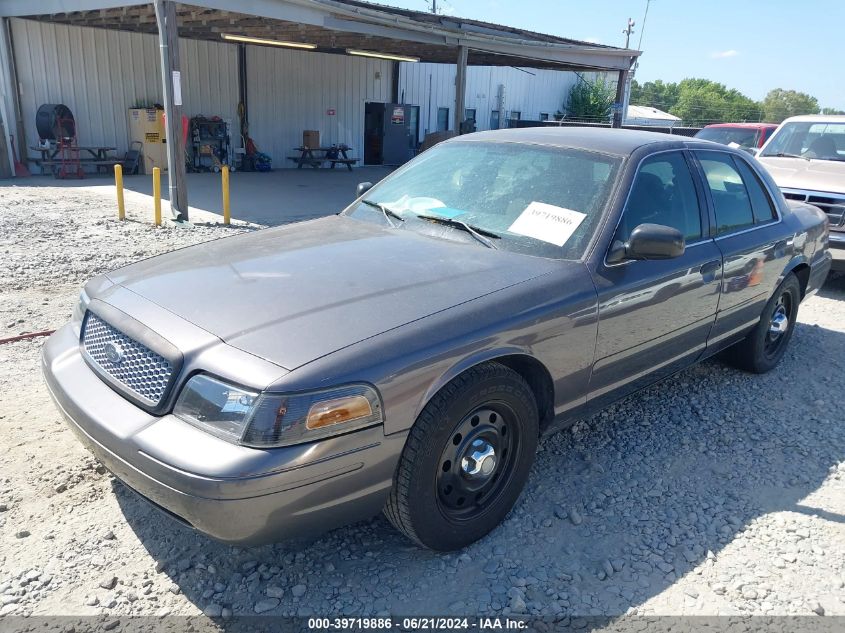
[
  {"xmin": 829, "ymin": 232, "xmax": 845, "ymax": 271},
  {"xmin": 42, "ymin": 324, "xmax": 405, "ymax": 545}
]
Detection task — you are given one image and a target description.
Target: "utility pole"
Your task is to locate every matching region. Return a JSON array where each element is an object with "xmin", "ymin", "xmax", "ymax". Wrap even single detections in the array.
[
  {"xmin": 612, "ymin": 69, "xmax": 629, "ymax": 128},
  {"xmin": 613, "ymin": 18, "xmax": 636, "ymax": 128},
  {"xmin": 153, "ymin": 0, "xmax": 189, "ymax": 223},
  {"xmin": 454, "ymin": 45, "xmax": 467, "ymax": 133},
  {"xmin": 622, "ymin": 18, "xmax": 635, "ymax": 49},
  {"xmin": 624, "ymin": 1, "xmax": 653, "ymax": 125}
]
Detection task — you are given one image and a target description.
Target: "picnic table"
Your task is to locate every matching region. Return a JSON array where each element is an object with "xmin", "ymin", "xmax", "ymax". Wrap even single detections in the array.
[
  {"xmin": 287, "ymin": 146, "xmax": 357, "ymax": 171},
  {"xmin": 29, "ymin": 145, "xmax": 118, "ymax": 175}
]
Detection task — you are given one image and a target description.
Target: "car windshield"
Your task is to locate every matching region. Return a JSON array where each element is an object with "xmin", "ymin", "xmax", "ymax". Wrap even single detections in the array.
[
  {"xmin": 345, "ymin": 141, "xmax": 622, "ymax": 260},
  {"xmin": 695, "ymin": 127, "xmax": 759, "ymax": 148},
  {"xmin": 760, "ymin": 121, "xmax": 845, "ymax": 161}
]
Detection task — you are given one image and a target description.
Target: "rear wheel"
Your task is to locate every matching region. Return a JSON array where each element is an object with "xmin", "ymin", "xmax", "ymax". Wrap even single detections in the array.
[
  {"xmin": 384, "ymin": 362, "xmax": 538, "ymax": 551},
  {"xmin": 721, "ymin": 273, "xmax": 801, "ymax": 373}
]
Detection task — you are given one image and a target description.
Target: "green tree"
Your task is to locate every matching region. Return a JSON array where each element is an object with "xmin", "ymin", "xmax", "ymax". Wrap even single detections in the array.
[
  {"xmin": 565, "ymin": 76, "xmax": 615, "ymax": 122},
  {"xmin": 822, "ymin": 107, "xmax": 845, "ymax": 115},
  {"xmin": 630, "ymin": 79, "xmax": 681, "ymax": 112},
  {"xmin": 630, "ymin": 77, "xmax": 762, "ymax": 125},
  {"xmin": 762, "ymin": 89, "xmax": 819, "ymax": 122},
  {"xmin": 668, "ymin": 79, "xmax": 762, "ymax": 125},
  {"xmin": 669, "ymin": 86, "xmax": 728, "ymax": 124}
]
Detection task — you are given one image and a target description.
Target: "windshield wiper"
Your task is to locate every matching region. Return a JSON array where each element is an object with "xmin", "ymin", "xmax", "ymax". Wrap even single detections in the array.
[
  {"xmin": 415, "ymin": 214, "xmax": 500, "ymax": 249},
  {"xmin": 360, "ymin": 199, "xmax": 405, "ymax": 227},
  {"xmin": 763, "ymin": 152, "xmax": 809, "ymax": 161}
]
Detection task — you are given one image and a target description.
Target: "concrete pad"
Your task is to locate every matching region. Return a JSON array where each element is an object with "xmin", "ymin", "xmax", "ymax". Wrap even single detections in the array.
[{"xmin": 0, "ymin": 167, "xmax": 394, "ymax": 226}]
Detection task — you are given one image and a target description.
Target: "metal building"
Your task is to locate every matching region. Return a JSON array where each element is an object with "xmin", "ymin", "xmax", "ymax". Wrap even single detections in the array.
[
  {"xmin": 0, "ymin": 0, "xmax": 639, "ymax": 216},
  {"xmin": 625, "ymin": 104, "xmax": 681, "ymax": 128},
  {"xmin": 3, "ymin": 17, "xmax": 588, "ymax": 162},
  {"xmin": 400, "ymin": 62, "xmax": 599, "ymax": 142}
]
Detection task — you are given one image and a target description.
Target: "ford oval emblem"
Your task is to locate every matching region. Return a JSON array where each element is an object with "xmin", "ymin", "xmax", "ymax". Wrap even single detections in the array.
[{"xmin": 104, "ymin": 342, "xmax": 125, "ymax": 365}]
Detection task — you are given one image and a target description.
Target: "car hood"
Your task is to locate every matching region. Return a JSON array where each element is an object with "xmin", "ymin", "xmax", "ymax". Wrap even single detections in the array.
[
  {"xmin": 105, "ymin": 215, "xmax": 559, "ymax": 369},
  {"xmin": 757, "ymin": 156, "xmax": 845, "ymax": 194}
]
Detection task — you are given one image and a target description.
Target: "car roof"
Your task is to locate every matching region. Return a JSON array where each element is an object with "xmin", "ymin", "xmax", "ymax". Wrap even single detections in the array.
[
  {"xmin": 453, "ymin": 126, "xmax": 686, "ymax": 156},
  {"xmin": 703, "ymin": 122, "xmax": 778, "ymax": 129},
  {"xmin": 780, "ymin": 114, "xmax": 845, "ymax": 123}
]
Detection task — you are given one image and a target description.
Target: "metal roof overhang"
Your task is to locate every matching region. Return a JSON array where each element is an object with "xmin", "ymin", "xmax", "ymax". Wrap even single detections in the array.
[{"xmin": 2, "ymin": 0, "xmax": 640, "ymax": 71}]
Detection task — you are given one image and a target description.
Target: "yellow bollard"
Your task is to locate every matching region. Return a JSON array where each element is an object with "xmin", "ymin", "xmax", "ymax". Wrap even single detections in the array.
[
  {"xmin": 222, "ymin": 165, "xmax": 231, "ymax": 225},
  {"xmin": 152, "ymin": 167, "xmax": 162, "ymax": 226},
  {"xmin": 114, "ymin": 164, "xmax": 125, "ymax": 220}
]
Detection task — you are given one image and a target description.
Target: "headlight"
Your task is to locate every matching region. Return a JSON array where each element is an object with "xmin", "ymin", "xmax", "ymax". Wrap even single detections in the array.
[
  {"xmin": 174, "ymin": 375, "xmax": 382, "ymax": 447},
  {"xmin": 173, "ymin": 375, "xmax": 259, "ymax": 442},
  {"xmin": 71, "ymin": 288, "xmax": 91, "ymax": 334}
]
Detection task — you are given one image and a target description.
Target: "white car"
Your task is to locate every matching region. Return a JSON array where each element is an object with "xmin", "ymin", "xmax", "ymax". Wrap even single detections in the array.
[{"xmin": 757, "ymin": 115, "xmax": 845, "ymax": 270}]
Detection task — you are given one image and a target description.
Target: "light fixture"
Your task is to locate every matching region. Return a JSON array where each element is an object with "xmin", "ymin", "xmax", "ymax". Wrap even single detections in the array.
[
  {"xmin": 346, "ymin": 49, "xmax": 419, "ymax": 63},
  {"xmin": 221, "ymin": 34, "xmax": 317, "ymax": 49}
]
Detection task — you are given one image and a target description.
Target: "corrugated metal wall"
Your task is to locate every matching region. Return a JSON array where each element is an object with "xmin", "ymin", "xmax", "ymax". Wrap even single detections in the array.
[
  {"xmin": 7, "ymin": 16, "xmax": 595, "ymax": 172},
  {"xmin": 399, "ymin": 62, "xmax": 583, "ymax": 141},
  {"xmin": 398, "ymin": 62, "xmax": 456, "ymax": 140},
  {"xmin": 246, "ymin": 45, "xmax": 392, "ymax": 166},
  {"xmin": 0, "ymin": 19, "xmax": 18, "ymax": 178},
  {"xmin": 10, "ymin": 18, "xmax": 238, "ymax": 157},
  {"xmin": 10, "ymin": 16, "xmax": 392, "ymax": 169}
]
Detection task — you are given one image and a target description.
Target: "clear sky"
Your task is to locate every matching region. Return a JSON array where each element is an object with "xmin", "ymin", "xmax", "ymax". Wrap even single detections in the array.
[{"xmin": 365, "ymin": 0, "xmax": 845, "ymax": 111}]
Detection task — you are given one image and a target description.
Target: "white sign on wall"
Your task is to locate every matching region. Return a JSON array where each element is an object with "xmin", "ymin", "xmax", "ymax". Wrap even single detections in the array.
[{"xmin": 172, "ymin": 71, "xmax": 182, "ymax": 106}]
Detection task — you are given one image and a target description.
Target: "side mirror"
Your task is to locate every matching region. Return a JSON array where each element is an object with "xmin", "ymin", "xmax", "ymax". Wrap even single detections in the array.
[
  {"xmin": 356, "ymin": 181, "xmax": 373, "ymax": 197},
  {"xmin": 608, "ymin": 223, "xmax": 685, "ymax": 263}
]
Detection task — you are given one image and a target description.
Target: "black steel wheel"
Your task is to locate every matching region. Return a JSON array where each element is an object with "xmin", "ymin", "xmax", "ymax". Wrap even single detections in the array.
[
  {"xmin": 763, "ymin": 291, "xmax": 792, "ymax": 360},
  {"xmin": 721, "ymin": 273, "xmax": 801, "ymax": 374},
  {"xmin": 435, "ymin": 406, "xmax": 519, "ymax": 521},
  {"xmin": 384, "ymin": 362, "xmax": 539, "ymax": 550}
]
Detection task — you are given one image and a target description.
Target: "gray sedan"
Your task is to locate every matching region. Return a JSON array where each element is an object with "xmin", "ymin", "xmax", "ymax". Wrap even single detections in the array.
[{"xmin": 43, "ymin": 128, "xmax": 831, "ymax": 551}]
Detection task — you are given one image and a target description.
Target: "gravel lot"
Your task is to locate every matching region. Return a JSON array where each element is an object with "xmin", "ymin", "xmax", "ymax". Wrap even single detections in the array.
[{"xmin": 1, "ymin": 182, "xmax": 843, "ymax": 620}]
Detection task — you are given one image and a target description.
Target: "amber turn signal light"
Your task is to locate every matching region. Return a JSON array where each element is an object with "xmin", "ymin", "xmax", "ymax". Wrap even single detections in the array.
[{"xmin": 306, "ymin": 395, "xmax": 373, "ymax": 430}]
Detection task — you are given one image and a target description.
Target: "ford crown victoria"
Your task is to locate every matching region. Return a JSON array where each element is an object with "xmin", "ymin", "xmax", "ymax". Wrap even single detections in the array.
[{"xmin": 43, "ymin": 128, "xmax": 831, "ymax": 550}]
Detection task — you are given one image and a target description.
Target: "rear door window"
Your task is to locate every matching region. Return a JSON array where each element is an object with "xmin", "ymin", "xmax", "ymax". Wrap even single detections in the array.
[
  {"xmin": 696, "ymin": 151, "xmax": 755, "ymax": 234},
  {"xmin": 733, "ymin": 158, "xmax": 777, "ymax": 223}
]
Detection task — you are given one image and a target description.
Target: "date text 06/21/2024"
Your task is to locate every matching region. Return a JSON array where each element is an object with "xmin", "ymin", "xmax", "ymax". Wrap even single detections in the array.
[{"xmin": 306, "ymin": 617, "xmax": 529, "ymax": 630}]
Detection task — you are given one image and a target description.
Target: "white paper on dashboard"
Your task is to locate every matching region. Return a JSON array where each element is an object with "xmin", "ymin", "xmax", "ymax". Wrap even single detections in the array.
[{"xmin": 508, "ymin": 201, "xmax": 587, "ymax": 247}]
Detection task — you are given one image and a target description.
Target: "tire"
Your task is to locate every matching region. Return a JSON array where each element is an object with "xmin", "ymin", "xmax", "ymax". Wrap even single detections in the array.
[
  {"xmin": 384, "ymin": 362, "xmax": 539, "ymax": 551},
  {"xmin": 721, "ymin": 273, "xmax": 801, "ymax": 374}
]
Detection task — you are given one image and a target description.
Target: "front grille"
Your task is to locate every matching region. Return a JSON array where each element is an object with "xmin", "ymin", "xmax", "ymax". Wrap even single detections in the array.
[
  {"xmin": 782, "ymin": 189, "xmax": 845, "ymax": 229},
  {"xmin": 82, "ymin": 313, "xmax": 173, "ymax": 405}
]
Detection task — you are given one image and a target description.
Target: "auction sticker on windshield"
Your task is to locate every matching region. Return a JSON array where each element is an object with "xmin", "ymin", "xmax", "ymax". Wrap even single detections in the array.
[{"xmin": 508, "ymin": 201, "xmax": 587, "ymax": 246}]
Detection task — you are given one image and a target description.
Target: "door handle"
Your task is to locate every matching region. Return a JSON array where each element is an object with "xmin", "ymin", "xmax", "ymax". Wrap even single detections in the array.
[{"xmin": 699, "ymin": 260, "xmax": 721, "ymax": 283}]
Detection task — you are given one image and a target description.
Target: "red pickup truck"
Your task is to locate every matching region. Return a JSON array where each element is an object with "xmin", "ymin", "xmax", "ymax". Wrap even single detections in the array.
[{"xmin": 694, "ymin": 122, "xmax": 779, "ymax": 151}]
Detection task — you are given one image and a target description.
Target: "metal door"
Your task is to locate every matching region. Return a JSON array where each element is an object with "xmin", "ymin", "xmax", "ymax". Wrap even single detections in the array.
[{"xmin": 381, "ymin": 104, "xmax": 412, "ymax": 166}]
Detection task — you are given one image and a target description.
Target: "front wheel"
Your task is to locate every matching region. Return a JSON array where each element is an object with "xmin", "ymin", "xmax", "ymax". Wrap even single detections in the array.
[
  {"xmin": 722, "ymin": 273, "xmax": 801, "ymax": 373},
  {"xmin": 384, "ymin": 362, "xmax": 539, "ymax": 550}
]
